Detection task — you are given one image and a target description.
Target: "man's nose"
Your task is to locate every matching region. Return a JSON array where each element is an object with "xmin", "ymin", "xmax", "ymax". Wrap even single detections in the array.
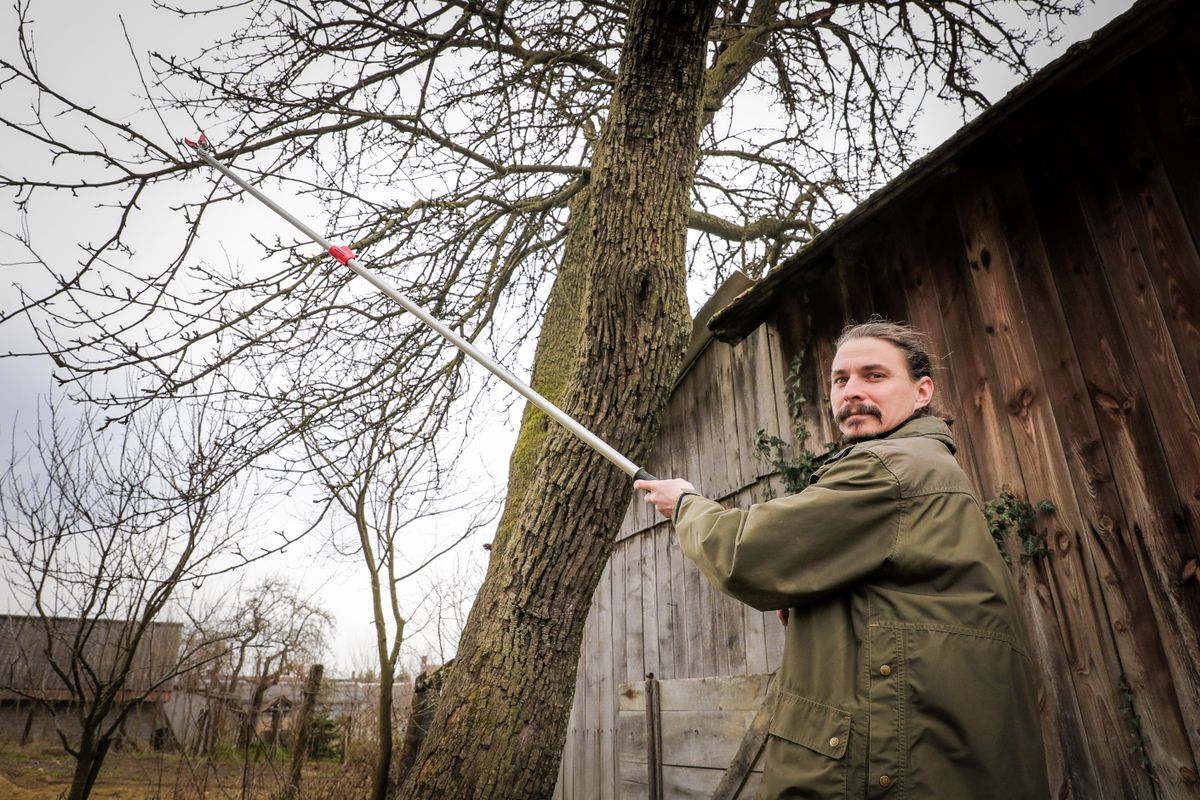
[{"xmin": 843, "ymin": 375, "xmax": 866, "ymax": 398}]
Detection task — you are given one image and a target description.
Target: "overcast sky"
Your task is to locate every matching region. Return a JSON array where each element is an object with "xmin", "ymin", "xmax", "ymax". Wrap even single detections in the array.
[{"xmin": 0, "ymin": 0, "xmax": 1137, "ymax": 674}]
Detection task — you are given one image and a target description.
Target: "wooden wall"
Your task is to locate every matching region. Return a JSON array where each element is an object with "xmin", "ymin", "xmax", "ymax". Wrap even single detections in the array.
[
  {"xmin": 554, "ymin": 323, "xmax": 792, "ymax": 800},
  {"xmin": 556, "ymin": 15, "xmax": 1200, "ymax": 800}
]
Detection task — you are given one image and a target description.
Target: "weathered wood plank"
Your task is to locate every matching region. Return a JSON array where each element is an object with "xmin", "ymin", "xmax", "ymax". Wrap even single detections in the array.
[
  {"xmin": 764, "ymin": 325, "xmax": 795, "ymax": 454},
  {"xmin": 620, "ymin": 708, "xmax": 761, "ymax": 769},
  {"xmin": 889, "ymin": 211, "xmax": 985, "ymax": 492},
  {"xmin": 625, "ymin": 536, "xmax": 646, "ymax": 682},
  {"xmin": 667, "ymin": 526, "xmax": 689, "ymax": 682},
  {"xmin": 954, "ymin": 162, "xmax": 1133, "ymax": 799},
  {"xmin": 652, "ymin": 524, "xmax": 677, "ymax": 681},
  {"xmin": 654, "ymin": 673, "xmax": 772, "ymax": 711},
  {"xmin": 1139, "ymin": 49, "xmax": 1200, "ymax": 410},
  {"xmin": 692, "ymin": 346, "xmax": 729, "ymax": 501},
  {"xmin": 834, "ymin": 244, "xmax": 876, "ymax": 325},
  {"xmin": 724, "ymin": 337, "xmax": 759, "ymax": 493},
  {"xmin": 1114, "ymin": 65, "xmax": 1200, "ymax": 553},
  {"xmin": 682, "ymin": 534, "xmax": 707, "ymax": 679},
  {"xmin": 618, "ymin": 676, "xmax": 773, "ymax": 799},
  {"xmin": 804, "ymin": 268, "xmax": 846, "ymax": 447},
  {"xmin": 678, "ymin": 356, "xmax": 709, "ymax": 492},
  {"xmin": 595, "ymin": 559, "xmax": 615, "ymax": 800},
  {"xmin": 610, "ymin": 545, "xmax": 628, "ymax": 687},
  {"xmin": 739, "ymin": 326, "xmax": 788, "ymax": 480},
  {"xmin": 619, "ymin": 765, "xmax": 764, "ymax": 800},
  {"xmin": 693, "ymin": 548, "xmax": 722, "ymax": 677},
  {"xmin": 741, "ymin": 602, "xmax": 768, "ymax": 677},
  {"xmin": 1061, "ymin": 84, "xmax": 1200, "ymax": 776},
  {"xmin": 1009, "ymin": 118, "xmax": 1200, "ymax": 798},
  {"xmin": 716, "ymin": 588, "xmax": 747, "ymax": 678},
  {"xmin": 929, "ymin": 179, "xmax": 1088, "ymax": 800},
  {"xmin": 868, "ymin": 227, "xmax": 912, "ymax": 324},
  {"xmin": 709, "ymin": 342, "xmax": 743, "ymax": 499},
  {"xmin": 641, "ymin": 530, "xmax": 661, "ymax": 678},
  {"xmin": 562, "ymin": 686, "xmax": 578, "ymax": 800}
]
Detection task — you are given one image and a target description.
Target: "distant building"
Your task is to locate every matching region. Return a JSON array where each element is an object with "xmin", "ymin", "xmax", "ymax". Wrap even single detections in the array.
[
  {"xmin": 163, "ymin": 671, "xmax": 415, "ymax": 753},
  {"xmin": 0, "ymin": 614, "xmax": 182, "ymax": 749}
]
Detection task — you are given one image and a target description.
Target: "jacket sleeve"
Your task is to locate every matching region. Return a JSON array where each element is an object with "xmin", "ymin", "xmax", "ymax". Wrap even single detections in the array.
[{"xmin": 674, "ymin": 449, "xmax": 901, "ymax": 611}]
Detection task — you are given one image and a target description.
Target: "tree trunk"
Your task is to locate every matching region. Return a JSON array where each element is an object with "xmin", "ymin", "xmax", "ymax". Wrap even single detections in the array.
[
  {"xmin": 241, "ymin": 678, "xmax": 268, "ymax": 750},
  {"xmin": 394, "ymin": 661, "xmax": 450, "ymax": 784},
  {"xmin": 282, "ymin": 663, "xmax": 323, "ymax": 800},
  {"xmin": 396, "ymin": 0, "xmax": 717, "ymax": 796},
  {"xmin": 372, "ymin": 652, "xmax": 395, "ymax": 800},
  {"xmin": 66, "ymin": 732, "xmax": 111, "ymax": 800}
]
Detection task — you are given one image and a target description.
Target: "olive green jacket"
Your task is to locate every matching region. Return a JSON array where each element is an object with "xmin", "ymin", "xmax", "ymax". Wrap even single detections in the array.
[{"xmin": 675, "ymin": 417, "xmax": 1049, "ymax": 800}]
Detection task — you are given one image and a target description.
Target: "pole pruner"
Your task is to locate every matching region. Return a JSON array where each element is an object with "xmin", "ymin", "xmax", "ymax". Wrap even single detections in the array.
[{"xmin": 182, "ymin": 134, "xmax": 657, "ymax": 482}]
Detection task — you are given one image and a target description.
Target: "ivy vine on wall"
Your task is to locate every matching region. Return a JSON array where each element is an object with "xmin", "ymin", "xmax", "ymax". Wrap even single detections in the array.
[{"xmin": 983, "ymin": 490, "xmax": 1056, "ymax": 565}]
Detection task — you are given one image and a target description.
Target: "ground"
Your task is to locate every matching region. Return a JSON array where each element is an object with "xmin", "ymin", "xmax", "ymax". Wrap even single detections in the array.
[{"xmin": 0, "ymin": 745, "xmax": 370, "ymax": 799}]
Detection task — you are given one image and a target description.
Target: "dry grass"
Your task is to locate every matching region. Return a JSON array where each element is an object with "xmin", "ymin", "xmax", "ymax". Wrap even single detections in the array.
[{"xmin": 0, "ymin": 745, "xmax": 371, "ymax": 800}]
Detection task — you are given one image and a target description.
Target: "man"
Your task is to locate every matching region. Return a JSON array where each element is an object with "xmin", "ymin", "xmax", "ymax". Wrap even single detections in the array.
[{"xmin": 636, "ymin": 320, "xmax": 1049, "ymax": 800}]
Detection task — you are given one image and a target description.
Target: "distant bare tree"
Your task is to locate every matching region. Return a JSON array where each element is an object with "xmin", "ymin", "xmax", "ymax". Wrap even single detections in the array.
[
  {"xmin": 302, "ymin": 397, "xmax": 496, "ymax": 800},
  {"xmin": 0, "ymin": 399, "xmax": 258, "ymax": 800},
  {"xmin": 225, "ymin": 577, "xmax": 333, "ymax": 753}
]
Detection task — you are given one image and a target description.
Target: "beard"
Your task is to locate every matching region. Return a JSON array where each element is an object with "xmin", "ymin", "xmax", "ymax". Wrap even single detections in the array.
[{"xmin": 836, "ymin": 402, "xmax": 884, "ymax": 443}]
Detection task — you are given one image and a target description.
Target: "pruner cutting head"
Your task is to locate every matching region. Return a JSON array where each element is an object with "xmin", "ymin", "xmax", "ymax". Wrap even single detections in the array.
[{"xmin": 182, "ymin": 133, "xmax": 211, "ymax": 153}]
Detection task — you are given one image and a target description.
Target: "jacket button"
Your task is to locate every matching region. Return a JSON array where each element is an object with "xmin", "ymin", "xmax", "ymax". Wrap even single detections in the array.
[
  {"xmin": 879, "ymin": 664, "xmax": 892, "ymax": 677},
  {"xmin": 879, "ymin": 775, "xmax": 892, "ymax": 788},
  {"xmin": 828, "ymin": 736, "xmax": 840, "ymax": 748}
]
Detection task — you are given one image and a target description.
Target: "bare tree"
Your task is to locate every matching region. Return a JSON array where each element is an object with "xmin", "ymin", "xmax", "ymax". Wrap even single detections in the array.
[
  {"xmin": 301, "ymin": 394, "xmax": 496, "ymax": 800},
  {"xmin": 0, "ymin": 0, "xmax": 1088, "ymax": 795},
  {"xmin": 224, "ymin": 577, "xmax": 333, "ymax": 753},
  {"xmin": 0, "ymin": 399, "xmax": 258, "ymax": 800}
]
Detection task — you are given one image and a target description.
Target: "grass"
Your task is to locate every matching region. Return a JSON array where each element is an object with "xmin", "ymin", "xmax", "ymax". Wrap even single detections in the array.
[{"xmin": 0, "ymin": 745, "xmax": 371, "ymax": 800}]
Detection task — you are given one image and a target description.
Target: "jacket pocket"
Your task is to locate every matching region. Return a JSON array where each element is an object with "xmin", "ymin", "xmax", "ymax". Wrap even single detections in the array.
[{"xmin": 769, "ymin": 689, "xmax": 852, "ymax": 758}]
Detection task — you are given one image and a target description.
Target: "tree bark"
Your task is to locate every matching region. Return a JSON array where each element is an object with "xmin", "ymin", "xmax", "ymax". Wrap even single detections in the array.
[
  {"xmin": 396, "ymin": 0, "xmax": 718, "ymax": 796},
  {"xmin": 487, "ymin": 191, "xmax": 592, "ymax": 569}
]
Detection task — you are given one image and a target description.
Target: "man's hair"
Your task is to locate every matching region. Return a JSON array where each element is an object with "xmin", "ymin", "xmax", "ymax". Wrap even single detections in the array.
[{"xmin": 835, "ymin": 318, "xmax": 951, "ymax": 423}]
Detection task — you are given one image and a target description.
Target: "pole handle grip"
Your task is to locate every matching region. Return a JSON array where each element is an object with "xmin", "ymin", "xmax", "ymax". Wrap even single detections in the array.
[{"xmin": 633, "ymin": 468, "xmax": 658, "ymax": 482}]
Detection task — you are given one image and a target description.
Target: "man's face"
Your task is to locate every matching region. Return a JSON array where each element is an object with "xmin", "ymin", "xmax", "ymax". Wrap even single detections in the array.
[{"xmin": 830, "ymin": 337, "xmax": 934, "ymax": 442}]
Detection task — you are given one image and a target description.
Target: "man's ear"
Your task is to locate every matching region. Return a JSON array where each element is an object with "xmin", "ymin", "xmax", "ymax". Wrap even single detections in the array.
[{"xmin": 914, "ymin": 376, "xmax": 934, "ymax": 410}]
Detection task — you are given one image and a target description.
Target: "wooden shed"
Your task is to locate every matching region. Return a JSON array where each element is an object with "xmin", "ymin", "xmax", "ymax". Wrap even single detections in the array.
[
  {"xmin": 555, "ymin": 0, "xmax": 1200, "ymax": 796},
  {"xmin": 0, "ymin": 615, "xmax": 183, "ymax": 748}
]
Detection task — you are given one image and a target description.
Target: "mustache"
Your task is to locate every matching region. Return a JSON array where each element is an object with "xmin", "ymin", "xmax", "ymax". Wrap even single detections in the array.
[{"xmin": 836, "ymin": 403, "xmax": 882, "ymax": 424}]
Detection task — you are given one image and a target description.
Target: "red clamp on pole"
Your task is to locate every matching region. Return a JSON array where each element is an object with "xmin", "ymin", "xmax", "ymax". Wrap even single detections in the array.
[{"xmin": 329, "ymin": 245, "xmax": 357, "ymax": 265}]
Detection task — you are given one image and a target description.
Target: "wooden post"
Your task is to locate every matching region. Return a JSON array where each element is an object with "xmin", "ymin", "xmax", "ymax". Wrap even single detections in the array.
[
  {"xmin": 395, "ymin": 661, "xmax": 450, "ymax": 783},
  {"xmin": 644, "ymin": 674, "xmax": 662, "ymax": 800},
  {"xmin": 268, "ymin": 704, "xmax": 283, "ymax": 761},
  {"xmin": 20, "ymin": 703, "xmax": 35, "ymax": 746},
  {"xmin": 282, "ymin": 663, "xmax": 323, "ymax": 800}
]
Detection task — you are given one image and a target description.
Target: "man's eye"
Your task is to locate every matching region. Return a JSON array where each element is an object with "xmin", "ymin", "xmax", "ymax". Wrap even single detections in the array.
[{"xmin": 833, "ymin": 376, "xmax": 847, "ymax": 385}]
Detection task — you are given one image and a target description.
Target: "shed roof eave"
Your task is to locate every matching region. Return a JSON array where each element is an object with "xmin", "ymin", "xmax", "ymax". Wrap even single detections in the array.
[{"xmin": 706, "ymin": 0, "xmax": 1180, "ymax": 344}]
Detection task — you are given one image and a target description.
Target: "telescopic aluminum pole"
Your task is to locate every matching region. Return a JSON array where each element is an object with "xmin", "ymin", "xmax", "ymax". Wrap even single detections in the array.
[{"xmin": 183, "ymin": 134, "xmax": 656, "ymax": 482}]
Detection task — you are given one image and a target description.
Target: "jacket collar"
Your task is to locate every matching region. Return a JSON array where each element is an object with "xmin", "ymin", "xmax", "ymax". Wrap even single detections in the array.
[
  {"xmin": 815, "ymin": 416, "xmax": 956, "ymax": 476},
  {"xmin": 880, "ymin": 415, "xmax": 957, "ymax": 453}
]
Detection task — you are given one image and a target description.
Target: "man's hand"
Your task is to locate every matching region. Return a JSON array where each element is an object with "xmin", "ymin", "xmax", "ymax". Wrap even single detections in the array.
[{"xmin": 634, "ymin": 478, "xmax": 697, "ymax": 519}]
